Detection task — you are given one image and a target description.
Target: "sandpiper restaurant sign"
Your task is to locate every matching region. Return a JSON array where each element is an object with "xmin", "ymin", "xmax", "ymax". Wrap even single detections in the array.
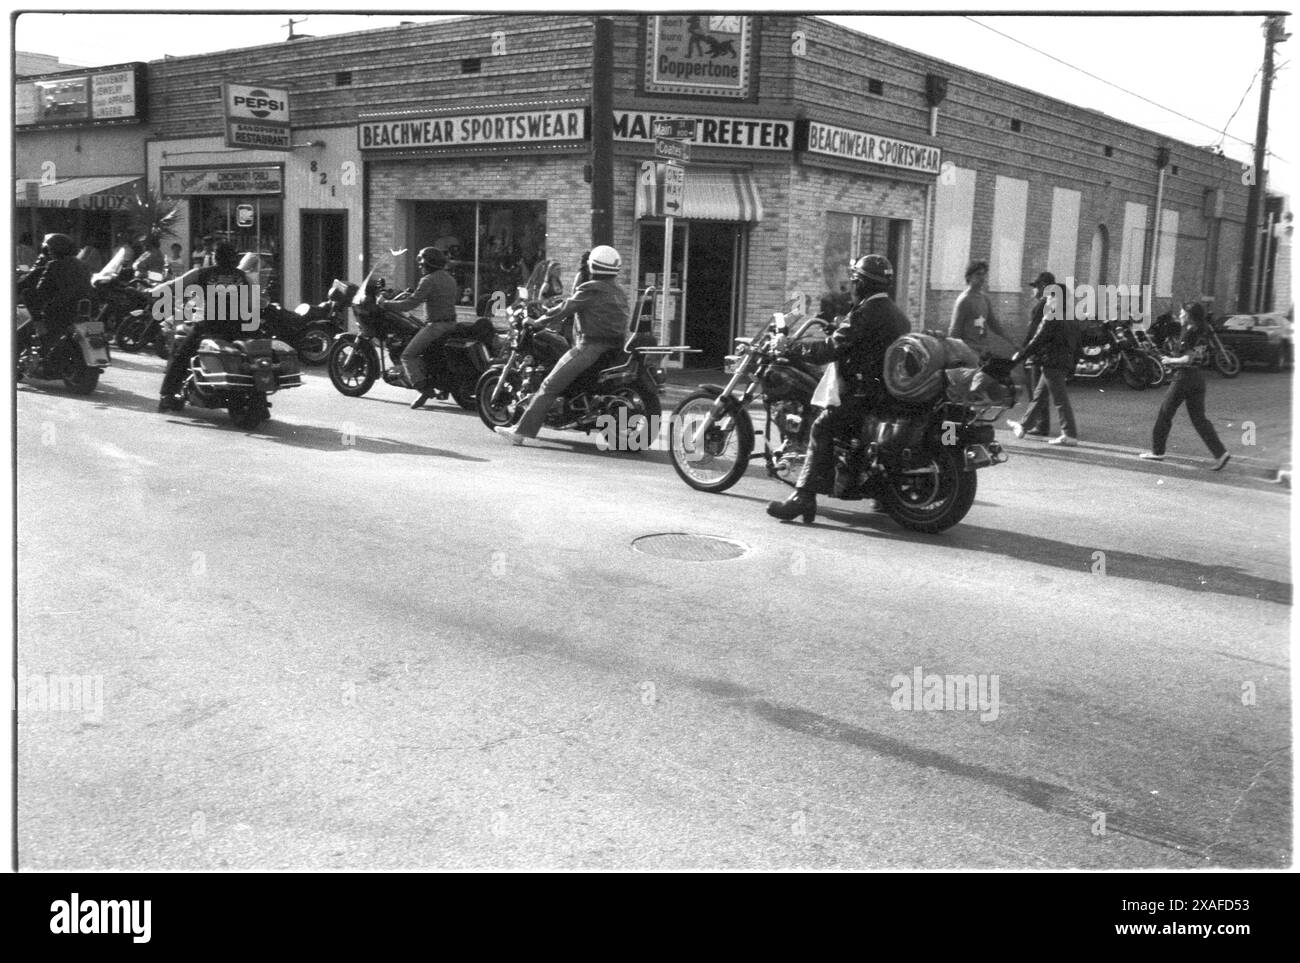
[
  {"xmin": 644, "ymin": 15, "xmax": 753, "ymax": 99},
  {"xmin": 223, "ymin": 83, "xmax": 292, "ymax": 151},
  {"xmin": 803, "ymin": 120, "xmax": 943, "ymax": 175},
  {"xmin": 358, "ymin": 108, "xmax": 587, "ymax": 150},
  {"xmin": 161, "ymin": 165, "xmax": 284, "ymax": 197}
]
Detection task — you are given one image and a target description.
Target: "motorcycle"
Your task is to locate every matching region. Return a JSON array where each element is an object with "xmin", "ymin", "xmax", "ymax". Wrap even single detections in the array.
[
  {"xmin": 16, "ymin": 298, "xmax": 111, "ymax": 395},
  {"xmin": 261, "ymin": 279, "xmax": 353, "ymax": 366},
  {"xmin": 326, "ymin": 270, "xmax": 495, "ymax": 409},
  {"xmin": 1149, "ymin": 311, "xmax": 1240, "ymax": 378},
  {"xmin": 174, "ymin": 329, "xmax": 303, "ymax": 429},
  {"xmin": 667, "ymin": 299, "xmax": 828, "ymax": 490},
  {"xmin": 91, "ymin": 248, "xmax": 155, "ymax": 342},
  {"xmin": 669, "ymin": 320, "xmax": 1017, "ymax": 534},
  {"xmin": 1073, "ymin": 317, "xmax": 1163, "ymax": 389},
  {"xmin": 475, "ymin": 286, "xmax": 673, "ymax": 446}
]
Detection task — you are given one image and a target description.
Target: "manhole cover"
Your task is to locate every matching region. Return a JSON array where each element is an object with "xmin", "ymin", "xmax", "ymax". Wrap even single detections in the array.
[{"xmin": 631, "ymin": 533, "xmax": 749, "ymax": 562}]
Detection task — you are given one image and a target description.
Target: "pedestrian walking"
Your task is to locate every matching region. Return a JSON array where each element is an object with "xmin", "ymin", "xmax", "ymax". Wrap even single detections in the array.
[
  {"xmin": 1007, "ymin": 282, "xmax": 1079, "ymax": 446},
  {"xmin": 1016, "ymin": 270, "xmax": 1055, "ymax": 437},
  {"xmin": 1138, "ymin": 302, "xmax": 1231, "ymax": 470}
]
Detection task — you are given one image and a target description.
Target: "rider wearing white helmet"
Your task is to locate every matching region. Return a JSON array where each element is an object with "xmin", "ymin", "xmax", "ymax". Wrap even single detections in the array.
[{"xmin": 497, "ymin": 245, "xmax": 630, "ymax": 445}]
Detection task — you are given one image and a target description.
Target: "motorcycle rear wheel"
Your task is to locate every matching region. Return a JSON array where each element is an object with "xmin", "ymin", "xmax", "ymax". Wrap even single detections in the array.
[
  {"xmin": 114, "ymin": 315, "xmax": 149, "ymax": 352},
  {"xmin": 327, "ymin": 337, "xmax": 377, "ymax": 396},
  {"xmin": 228, "ymin": 394, "xmax": 270, "ymax": 430},
  {"xmin": 451, "ymin": 372, "xmax": 479, "ymax": 410},
  {"xmin": 295, "ymin": 324, "xmax": 334, "ymax": 366},
  {"xmin": 669, "ymin": 390, "xmax": 755, "ymax": 493},
  {"xmin": 880, "ymin": 447, "xmax": 976, "ymax": 534},
  {"xmin": 59, "ymin": 354, "xmax": 100, "ymax": 395}
]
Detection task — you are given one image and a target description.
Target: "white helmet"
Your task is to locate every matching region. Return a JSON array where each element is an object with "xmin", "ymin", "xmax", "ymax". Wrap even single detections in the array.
[{"xmin": 587, "ymin": 245, "xmax": 621, "ymax": 277}]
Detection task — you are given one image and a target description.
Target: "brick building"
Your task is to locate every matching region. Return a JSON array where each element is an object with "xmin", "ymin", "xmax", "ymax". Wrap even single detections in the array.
[{"xmin": 17, "ymin": 15, "xmax": 1263, "ymax": 365}]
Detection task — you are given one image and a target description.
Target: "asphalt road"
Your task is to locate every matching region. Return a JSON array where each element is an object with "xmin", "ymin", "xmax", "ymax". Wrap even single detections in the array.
[{"xmin": 14, "ymin": 354, "xmax": 1292, "ymax": 869}]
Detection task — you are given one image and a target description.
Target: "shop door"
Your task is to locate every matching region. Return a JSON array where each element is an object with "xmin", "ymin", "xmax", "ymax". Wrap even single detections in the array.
[
  {"xmin": 301, "ymin": 211, "xmax": 347, "ymax": 304},
  {"xmin": 683, "ymin": 222, "xmax": 739, "ymax": 369}
]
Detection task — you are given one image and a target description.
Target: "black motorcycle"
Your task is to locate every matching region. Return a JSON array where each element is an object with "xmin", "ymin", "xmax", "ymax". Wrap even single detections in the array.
[
  {"xmin": 668, "ymin": 300, "xmax": 827, "ymax": 490},
  {"xmin": 261, "ymin": 279, "xmax": 353, "ymax": 366},
  {"xmin": 15, "ymin": 299, "xmax": 112, "ymax": 395},
  {"xmin": 1074, "ymin": 317, "xmax": 1162, "ymax": 389},
  {"xmin": 326, "ymin": 270, "xmax": 494, "ymax": 409},
  {"xmin": 175, "ymin": 331, "xmax": 303, "ymax": 429},
  {"xmin": 475, "ymin": 287, "xmax": 672, "ymax": 447},
  {"xmin": 669, "ymin": 321, "xmax": 1016, "ymax": 534}
]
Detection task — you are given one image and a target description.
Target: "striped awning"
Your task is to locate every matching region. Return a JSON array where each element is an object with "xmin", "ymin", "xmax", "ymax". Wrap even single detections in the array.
[
  {"xmin": 680, "ymin": 168, "xmax": 764, "ymax": 222},
  {"xmin": 15, "ymin": 175, "xmax": 143, "ymax": 209}
]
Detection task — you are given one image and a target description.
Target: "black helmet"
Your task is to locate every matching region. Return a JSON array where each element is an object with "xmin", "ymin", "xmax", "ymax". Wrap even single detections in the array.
[
  {"xmin": 419, "ymin": 246, "xmax": 447, "ymax": 270},
  {"xmin": 851, "ymin": 254, "xmax": 894, "ymax": 285},
  {"xmin": 42, "ymin": 233, "xmax": 77, "ymax": 258}
]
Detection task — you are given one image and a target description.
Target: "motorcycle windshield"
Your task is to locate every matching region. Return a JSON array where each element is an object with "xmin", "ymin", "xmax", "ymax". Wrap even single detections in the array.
[
  {"xmin": 353, "ymin": 270, "xmax": 378, "ymax": 308},
  {"xmin": 93, "ymin": 247, "xmax": 130, "ymax": 284}
]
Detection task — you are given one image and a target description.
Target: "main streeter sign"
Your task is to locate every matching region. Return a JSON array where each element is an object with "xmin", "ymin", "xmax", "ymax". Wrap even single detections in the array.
[
  {"xmin": 805, "ymin": 121, "xmax": 942, "ymax": 175},
  {"xmin": 359, "ymin": 108, "xmax": 586, "ymax": 150}
]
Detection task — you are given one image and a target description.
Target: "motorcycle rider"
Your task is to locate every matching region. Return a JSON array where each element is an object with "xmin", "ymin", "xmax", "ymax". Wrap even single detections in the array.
[
  {"xmin": 132, "ymin": 234, "xmax": 165, "ymax": 280},
  {"xmin": 495, "ymin": 244, "xmax": 629, "ymax": 446},
  {"xmin": 381, "ymin": 245, "xmax": 458, "ymax": 408},
  {"xmin": 157, "ymin": 241, "xmax": 253, "ymax": 412},
  {"xmin": 16, "ymin": 233, "xmax": 93, "ymax": 361},
  {"xmin": 767, "ymin": 253, "xmax": 912, "ymax": 523}
]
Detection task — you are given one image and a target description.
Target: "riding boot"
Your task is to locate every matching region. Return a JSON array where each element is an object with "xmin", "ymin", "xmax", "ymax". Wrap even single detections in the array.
[
  {"xmin": 766, "ymin": 488, "xmax": 818, "ymax": 524},
  {"xmin": 409, "ymin": 391, "xmax": 430, "ymax": 410}
]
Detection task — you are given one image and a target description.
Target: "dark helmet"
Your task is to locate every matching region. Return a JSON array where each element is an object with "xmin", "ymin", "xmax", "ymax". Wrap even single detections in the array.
[
  {"xmin": 213, "ymin": 241, "xmax": 240, "ymax": 270},
  {"xmin": 42, "ymin": 233, "xmax": 77, "ymax": 258},
  {"xmin": 419, "ymin": 246, "xmax": 448, "ymax": 270},
  {"xmin": 851, "ymin": 254, "xmax": 894, "ymax": 285}
]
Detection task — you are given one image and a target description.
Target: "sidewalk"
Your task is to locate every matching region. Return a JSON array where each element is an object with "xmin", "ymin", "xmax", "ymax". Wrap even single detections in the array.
[{"xmin": 659, "ymin": 367, "xmax": 1293, "ymax": 486}]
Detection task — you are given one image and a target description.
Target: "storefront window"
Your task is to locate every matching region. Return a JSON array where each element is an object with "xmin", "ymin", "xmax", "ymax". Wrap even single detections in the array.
[
  {"xmin": 191, "ymin": 196, "xmax": 283, "ymax": 301},
  {"xmin": 411, "ymin": 201, "xmax": 547, "ymax": 314},
  {"xmin": 824, "ymin": 211, "xmax": 910, "ymax": 303}
]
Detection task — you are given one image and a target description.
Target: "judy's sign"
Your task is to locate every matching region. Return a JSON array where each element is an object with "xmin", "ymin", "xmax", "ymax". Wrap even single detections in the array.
[{"xmin": 359, "ymin": 108, "xmax": 586, "ymax": 150}]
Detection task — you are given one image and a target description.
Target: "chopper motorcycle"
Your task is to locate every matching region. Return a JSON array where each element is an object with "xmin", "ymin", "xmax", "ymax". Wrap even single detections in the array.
[
  {"xmin": 474, "ymin": 287, "xmax": 675, "ymax": 447},
  {"xmin": 669, "ymin": 320, "xmax": 1016, "ymax": 534},
  {"xmin": 326, "ymin": 270, "xmax": 495, "ymax": 409}
]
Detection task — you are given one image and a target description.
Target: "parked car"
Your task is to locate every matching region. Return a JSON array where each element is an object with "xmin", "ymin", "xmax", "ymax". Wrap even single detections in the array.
[{"xmin": 1215, "ymin": 313, "xmax": 1294, "ymax": 370}]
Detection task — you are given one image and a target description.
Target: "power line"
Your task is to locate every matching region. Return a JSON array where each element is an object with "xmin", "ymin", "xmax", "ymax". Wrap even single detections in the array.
[
  {"xmin": 1216, "ymin": 66, "xmax": 1261, "ymax": 152},
  {"xmin": 961, "ymin": 16, "xmax": 1278, "ymax": 159}
]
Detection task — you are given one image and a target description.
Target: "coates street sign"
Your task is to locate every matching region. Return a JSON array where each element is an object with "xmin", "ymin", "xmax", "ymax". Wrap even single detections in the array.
[{"xmin": 655, "ymin": 137, "xmax": 691, "ymax": 163}]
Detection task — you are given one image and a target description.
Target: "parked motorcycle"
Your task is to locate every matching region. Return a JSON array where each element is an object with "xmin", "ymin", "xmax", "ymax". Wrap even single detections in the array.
[
  {"xmin": 91, "ymin": 248, "xmax": 154, "ymax": 340},
  {"xmin": 669, "ymin": 320, "xmax": 1016, "ymax": 534},
  {"xmin": 15, "ymin": 299, "xmax": 111, "ymax": 394},
  {"xmin": 326, "ymin": 270, "xmax": 494, "ymax": 408},
  {"xmin": 1074, "ymin": 317, "xmax": 1163, "ymax": 389},
  {"xmin": 475, "ymin": 287, "xmax": 672, "ymax": 445},
  {"xmin": 174, "ymin": 331, "xmax": 303, "ymax": 429},
  {"xmin": 262, "ymin": 279, "xmax": 353, "ymax": 366},
  {"xmin": 1149, "ymin": 310, "xmax": 1240, "ymax": 378},
  {"xmin": 667, "ymin": 300, "xmax": 828, "ymax": 490}
]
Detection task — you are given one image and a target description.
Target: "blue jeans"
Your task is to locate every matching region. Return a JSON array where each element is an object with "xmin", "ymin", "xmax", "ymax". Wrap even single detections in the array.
[
  {"xmin": 1152, "ymin": 367, "xmax": 1225, "ymax": 458},
  {"xmin": 1019, "ymin": 367, "xmax": 1077, "ymax": 439},
  {"xmin": 515, "ymin": 339, "xmax": 618, "ymax": 437},
  {"xmin": 400, "ymin": 320, "xmax": 456, "ymax": 389}
]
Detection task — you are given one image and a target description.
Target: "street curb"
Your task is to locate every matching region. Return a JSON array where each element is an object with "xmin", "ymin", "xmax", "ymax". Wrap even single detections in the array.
[{"xmin": 657, "ymin": 383, "xmax": 1290, "ymax": 487}]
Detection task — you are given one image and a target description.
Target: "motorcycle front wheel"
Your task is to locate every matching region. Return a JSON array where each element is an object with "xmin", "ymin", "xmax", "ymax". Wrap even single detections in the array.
[
  {"xmin": 114, "ymin": 315, "xmax": 149, "ymax": 352},
  {"xmin": 475, "ymin": 367, "xmax": 522, "ymax": 429},
  {"xmin": 880, "ymin": 447, "xmax": 976, "ymax": 534},
  {"xmin": 668, "ymin": 390, "xmax": 755, "ymax": 492},
  {"xmin": 327, "ymin": 337, "xmax": 378, "ymax": 396},
  {"xmin": 1214, "ymin": 346, "xmax": 1241, "ymax": 378},
  {"xmin": 1144, "ymin": 352, "xmax": 1167, "ymax": 386}
]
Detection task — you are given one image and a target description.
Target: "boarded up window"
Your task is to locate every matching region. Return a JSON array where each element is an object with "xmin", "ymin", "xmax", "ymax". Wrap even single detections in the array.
[
  {"xmin": 988, "ymin": 175, "xmax": 1027, "ymax": 292},
  {"xmin": 1047, "ymin": 187, "xmax": 1081, "ymax": 281},
  {"xmin": 930, "ymin": 165, "xmax": 975, "ymax": 290}
]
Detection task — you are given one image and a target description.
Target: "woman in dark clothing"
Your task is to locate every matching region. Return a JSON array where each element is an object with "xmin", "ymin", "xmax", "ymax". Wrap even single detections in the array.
[{"xmin": 1139, "ymin": 301, "xmax": 1230, "ymax": 470}]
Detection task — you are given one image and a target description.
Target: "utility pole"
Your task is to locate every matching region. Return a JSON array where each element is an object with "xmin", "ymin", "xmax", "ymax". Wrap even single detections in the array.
[
  {"xmin": 590, "ymin": 17, "xmax": 615, "ymax": 247},
  {"xmin": 1238, "ymin": 15, "xmax": 1288, "ymax": 312}
]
